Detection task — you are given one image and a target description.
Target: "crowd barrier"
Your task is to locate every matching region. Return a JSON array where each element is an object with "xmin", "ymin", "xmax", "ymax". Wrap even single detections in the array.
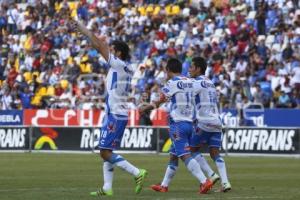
[{"xmin": 0, "ymin": 126, "xmax": 299, "ymax": 155}]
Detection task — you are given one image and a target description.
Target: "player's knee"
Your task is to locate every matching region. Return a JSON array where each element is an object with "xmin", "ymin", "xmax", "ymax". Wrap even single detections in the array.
[
  {"xmin": 180, "ymin": 154, "xmax": 191, "ymax": 162},
  {"xmin": 209, "ymin": 148, "xmax": 220, "ymax": 160},
  {"xmin": 100, "ymin": 149, "xmax": 112, "ymax": 161},
  {"xmin": 169, "ymin": 154, "xmax": 178, "ymax": 162}
]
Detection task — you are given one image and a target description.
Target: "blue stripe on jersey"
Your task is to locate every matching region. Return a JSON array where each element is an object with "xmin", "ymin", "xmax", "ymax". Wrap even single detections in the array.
[
  {"xmin": 105, "ymin": 94, "xmax": 110, "ymax": 114},
  {"xmin": 195, "ymin": 94, "xmax": 201, "ymax": 105},
  {"xmin": 171, "ymin": 95, "xmax": 177, "ymax": 112},
  {"xmin": 110, "ymin": 72, "xmax": 117, "ymax": 90},
  {"xmin": 171, "ymin": 95, "xmax": 176, "ymax": 106}
]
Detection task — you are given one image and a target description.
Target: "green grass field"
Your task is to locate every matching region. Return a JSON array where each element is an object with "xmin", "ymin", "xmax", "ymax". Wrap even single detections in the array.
[{"xmin": 1, "ymin": 153, "xmax": 300, "ymax": 200}]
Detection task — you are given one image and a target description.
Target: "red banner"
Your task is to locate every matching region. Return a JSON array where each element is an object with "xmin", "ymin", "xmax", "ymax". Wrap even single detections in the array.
[{"xmin": 23, "ymin": 109, "xmax": 168, "ymax": 127}]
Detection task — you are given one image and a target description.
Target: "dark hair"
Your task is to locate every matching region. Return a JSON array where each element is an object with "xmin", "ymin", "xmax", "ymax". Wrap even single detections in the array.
[
  {"xmin": 111, "ymin": 40, "xmax": 130, "ymax": 61},
  {"xmin": 166, "ymin": 58, "xmax": 182, "ymax": 73},
  {"xmin": 192, "ymin": 57, "xmax": 207, "ymax": 74}
]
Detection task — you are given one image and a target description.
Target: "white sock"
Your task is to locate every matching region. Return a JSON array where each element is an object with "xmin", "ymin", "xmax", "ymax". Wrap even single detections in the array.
[
  {"xmin": 214, "ymin": 156, "xmax": 229, "ymax": 184},
  {"xmin": 110, "ymin": 154, "xmax": 140, "ymax": 177},
  {"xmin": 193, "ymin": 153, "xmax": 215, "ymax": 177},
  {"xmin": 161, "ymin": 165, "xmax": 178, "ymax": 187},
  {"xmin": 102, "ymin": 161, "xmax": 114, "ymax": 191},
  {"xmin": 185, "ymin": 157, "xmax": 207, "ymax": 184}
]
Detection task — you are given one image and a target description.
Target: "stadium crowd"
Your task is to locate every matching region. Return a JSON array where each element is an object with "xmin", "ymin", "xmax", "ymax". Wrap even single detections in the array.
[{"xmin": 0, "ymin": 0, "xmax": 300, "ymax": 111}]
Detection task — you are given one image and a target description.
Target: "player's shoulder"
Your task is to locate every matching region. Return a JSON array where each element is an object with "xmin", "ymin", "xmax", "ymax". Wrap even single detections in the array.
[{"xmin": 109, "ymin": 53, "xmax": 133, "ymax": 75}]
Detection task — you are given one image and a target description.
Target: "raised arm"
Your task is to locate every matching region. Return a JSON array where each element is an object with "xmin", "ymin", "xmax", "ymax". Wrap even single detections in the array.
[{"xmin": 72, "ymin": 19, "xmax": 109, "ymax": 62}]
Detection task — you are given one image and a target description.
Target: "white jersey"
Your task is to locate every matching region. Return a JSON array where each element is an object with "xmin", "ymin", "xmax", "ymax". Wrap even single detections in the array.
[
  {"xmin": 193, "ymin": 75, "xmax": 222, "ymax": 132},
  {"xmin": 105, "ymin": 53, "xmax": 133, "ymax": 116},
  {"xmin": 161, "ymin": 76, "xmax": 194, "ymax": 122}
]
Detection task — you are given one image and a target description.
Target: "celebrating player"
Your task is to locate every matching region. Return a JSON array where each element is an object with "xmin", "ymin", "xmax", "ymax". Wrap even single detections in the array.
[
  {"xmin": 72, "ymin": 20, "xmax": 147, "ymax": 196},
  {"xmin": 151, "ymin": 57, "xmax": 231, "ymax": 193},
  {"xmin": 139, "ymin": 58, "xmax": 213, "ymax": 194}
]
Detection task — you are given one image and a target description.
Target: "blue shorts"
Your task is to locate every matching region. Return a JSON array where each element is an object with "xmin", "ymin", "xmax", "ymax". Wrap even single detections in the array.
[
  {"xmin": 169, "ymin": 121, "xmax": 193, "ymax": 157},
  {"xmin": 98, "ymin": 113, "xmax": 128, "ymax": 150},
  {"xmin": 190, "ymin": 127, "xmax": 222, "ymax": 148}
]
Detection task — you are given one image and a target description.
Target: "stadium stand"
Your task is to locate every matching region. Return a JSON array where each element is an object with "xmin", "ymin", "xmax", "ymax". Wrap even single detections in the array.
[{"xmin": 0, "ymin": 0, "xmax": 299, "ymax": 110}]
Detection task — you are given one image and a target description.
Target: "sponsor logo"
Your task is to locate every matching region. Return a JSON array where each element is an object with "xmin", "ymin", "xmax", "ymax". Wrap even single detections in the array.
[
  {"xmin": 80, "ymin": 128, "xmax": 153, "ymax": 149},
  {"xmin": 121, "ymin": 128, "xmax": 153, "ymax": 148},
  {"xmin": 24, "ymin": 109, "xmax": 104, "ymax": 126},
  {"xmin": 200, "ymin": 81, "xmax": 215, "ymax": 88},
  {"xmin": 124, "ymin": 66, "xmax": 133, "ymax": 75},
  {"xmin": 223, "ymin": 129, "xmax": 296, "ymax": 152},
  {"xmin": 34, "ymin": 128, "xmax": 58, "ymax": 150},
  {"xmin": 0, "ymin": 128, "xmax": 26, "ymax": 148},
  {"xmin": 0, "ymin": 115, "xmax": 21, "ymax": 123},
  {"xmin": 177, "ymin": 81, "xmax": 192, "ymax": 90}
]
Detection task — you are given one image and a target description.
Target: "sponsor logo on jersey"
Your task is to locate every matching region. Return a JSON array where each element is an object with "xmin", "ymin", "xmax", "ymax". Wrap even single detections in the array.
[
  {"xmin": 177, "ymin": 81, "xmax": 193, "ymax": 90},
  {"xmin": 200, "ymin": 81, "xmax": 215, "ymax": 88}
]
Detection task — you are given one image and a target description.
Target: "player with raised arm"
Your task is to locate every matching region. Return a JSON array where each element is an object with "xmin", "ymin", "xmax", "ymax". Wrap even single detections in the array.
[
  {"xmin": 71, "ymin": 20, "xmax": 147, "ymax": 196},
  {"xmin": 140, "ymin": 58, "xmax": 213, "ymax": 194},
  {"xmin": 151, "ymin": 57, "xmax": 231, "ymax": 193}
]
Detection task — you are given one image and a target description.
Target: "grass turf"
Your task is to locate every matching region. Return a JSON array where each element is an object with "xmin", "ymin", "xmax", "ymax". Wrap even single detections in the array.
[{"xmin": 0, "ymin": 153, "xmax": 300, "ymax": 200}]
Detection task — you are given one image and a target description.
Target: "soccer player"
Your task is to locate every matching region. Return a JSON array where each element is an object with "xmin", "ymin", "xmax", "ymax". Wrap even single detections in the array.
[
  {"xmin": 139, "ymin": 58, "xmax": 213, "ymax": 194},
  {"xmin": 72, "ymin": 20, "xmax": 147, "ymax": 196},
  {"xmin": 151, "ymin": 57, "xmax": 231, "ymax": 193}
]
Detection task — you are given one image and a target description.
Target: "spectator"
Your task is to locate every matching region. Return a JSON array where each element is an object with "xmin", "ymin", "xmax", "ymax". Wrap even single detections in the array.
[
  {"xmin": 277, "ymin": 90, "xmax": 291, "ymax": 107},
  {"xmin": 0, "ymin": 0, "xmax": 299, "ymax": 110}
]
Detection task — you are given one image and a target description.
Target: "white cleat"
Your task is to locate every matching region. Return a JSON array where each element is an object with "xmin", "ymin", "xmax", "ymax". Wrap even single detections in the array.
[
  {"xmin": 210, "ymin": 173, "xmax": 220, "ymax": 185},
  {"xmin": 221, "ymin": 182, "xmax": 232, "ymax": 192}
]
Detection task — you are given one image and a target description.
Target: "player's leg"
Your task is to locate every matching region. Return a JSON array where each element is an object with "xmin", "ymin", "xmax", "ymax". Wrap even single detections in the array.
[
  {"xmin": 172, "ymin": 121, "xmax": 212, "ymax": 193},
  {"xmin": 190, "ymin": 129, "xmax": 219, "ymax": 182},
  {"xmin": 105, "ymin": 115, "xmax": 147, "ymax": 194},
  {"xmin": 180, "ymin": 153, "xmax": 213, "ymax": 194},
  {"xmin": 190, "ymin": 146, "xmax": 220, "ymax": 184},
  {"xmin": 151, "ymin": 151, "xmax": 178, "ymax": 192},
  {"xmin": 92, "ymin": 114, "xmax": 147, "ymax": 196},
  {"xmin": 208, "ymin": 132, "xmax": 231, "ymax": 192}
]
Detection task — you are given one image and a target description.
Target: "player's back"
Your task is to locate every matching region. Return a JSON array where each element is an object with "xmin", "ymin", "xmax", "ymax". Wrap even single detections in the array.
[
  {"xmin": 162, "ymin": 76, "xmax": 194, "ymax": 123},
  {"xmin": 106, "ymin": 54, "xmax": 133, "ymax": 116},
  {"xmin": 193, "ymin": 75, "xmax": 222, "ymax": 132}
]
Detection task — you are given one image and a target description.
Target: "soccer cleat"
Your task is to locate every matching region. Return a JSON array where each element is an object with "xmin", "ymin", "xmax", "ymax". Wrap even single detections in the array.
[
  {"xmin": 135, "ymin": 169, "xmax": 148, "ymax": 194},
  {"xmin": 151, "ymin": 183, "xmax": 168, "ymax": 192},
  {"xmin": 90, "ymin": 188, "xmax": 113, "ymax": 196},
  {"xmin": 199, "ymin": 179, "xmax": 213, "ymax": 194},
  {"xmin": 221, "ymin": 182, "xmax": 232, "ymax": 192},
  {"xmin": 210, "ymin": 173, "xmax": 220, "ymax": 185}
]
